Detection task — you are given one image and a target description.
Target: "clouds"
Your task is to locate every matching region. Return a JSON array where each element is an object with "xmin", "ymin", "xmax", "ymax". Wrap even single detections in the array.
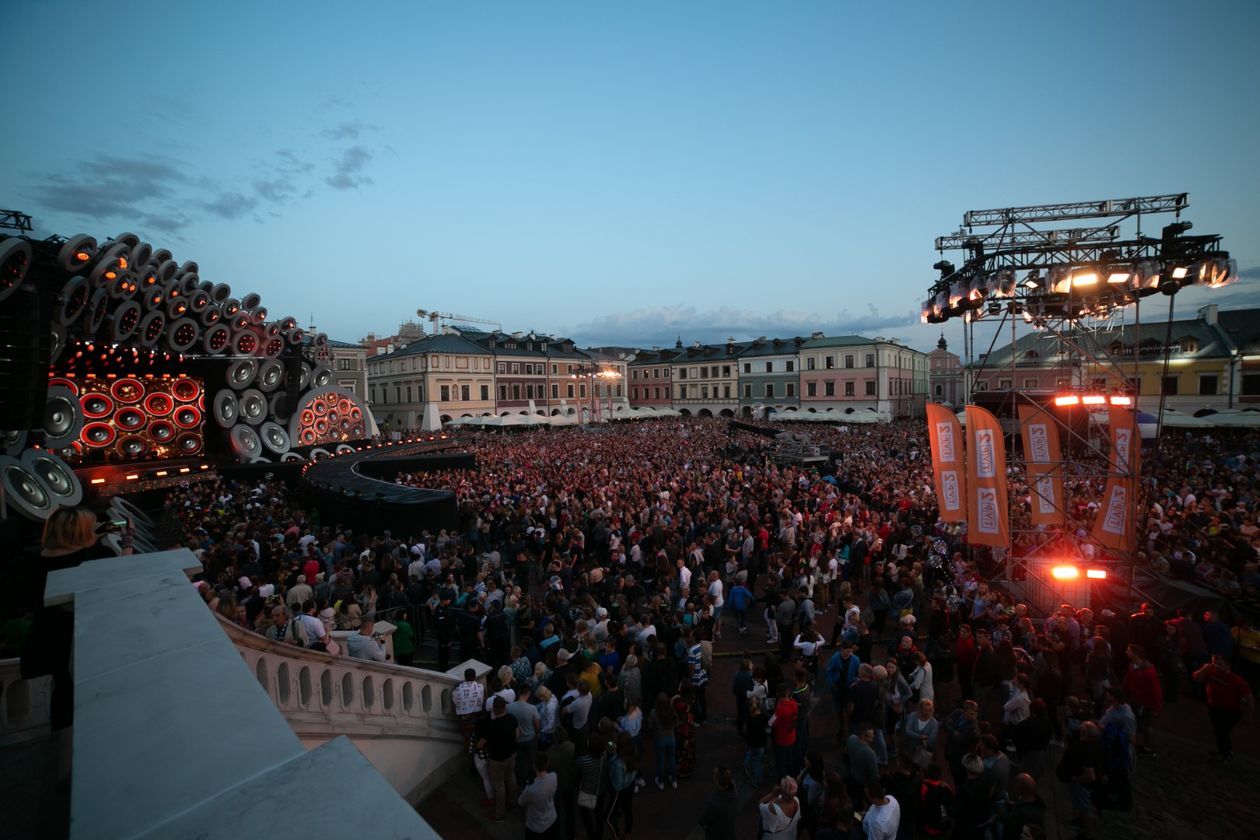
[
  {"xmin": 21, "ymin": 120, "xmax": 381, "ymax": 236},
  {"xmin": 566, "ymin": 303, "xmax": 918, "ymax": 347},
  {"xmin": 324, "ymin": 145, "xmax": 374, "ymax": 190}
]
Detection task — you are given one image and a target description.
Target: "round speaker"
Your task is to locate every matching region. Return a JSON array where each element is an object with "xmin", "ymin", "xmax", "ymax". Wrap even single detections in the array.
[
  {"xmin": 203, "ymin": 323, "xmax": 231, "ymax": 354},
  {"xmin": 154, "ymin": 258, "xmax": 178, "ymax": 284},
  {"xmin": 87, "ymin": 288, "xmax": 110, "ymax": 334},
  {"xmin": 251, "ymin": 307, "xmax": 269, "ymax": 327},
  {"xmin": 264, "ymin": 321, "xmax": 282, "ymax": 339},
  {"xmin": 261, "ymin": 336, "xmax": 284, "ymax": 359},
  {"xmin": 44, "ymin": 386, "xmax": 83, "ymax": 449},
  {"xmin": 173, "ymin": 405, "xmax": 201, "ymax": 429},
  {"xmin": 82, "ymin": 422, "xmax": 117, "ymax": 447},
  {"xmin": 314, "ymin": 417, "xmax": 329, "ymax": 435},
  {"xmin": 166, "ymin": 296, "xmax": 190, "ymax": 320},
  {"xmin": 222, "ymin": 298, "xmax": 241, "ymax": 318},
  {"xmin": 56, "ymin": 235, "xmax": 96, "ymax": 274},
  {"xmin": 109, "ymin": 301, "xmax": 142, "ymax": 342},
  {"xmin": 144, "ymin": 392, "xmax": 174, "ymax": 417},
  {"xmin": 111, "ymin": 378, "xmax": 145, "ymax": 404},
  {"xmin": 259, "ymin": 421, "xmax": 290, "ymax": 454},
  {"xmin": 0, "ymin": 456, "xmax": 55, "ymax": 520},
  {"xmin": 50, "ymin": 322, "xmax": 67, "ymax": 365},
  {"xmin": 327, "ymin": 410, "xmax": 340, "ymax": 425},
  {"xmin": 135, "ymin": 266, "xmax": 159, "ymax": 291},
  {"xmin": 130, "ymin": 241, "xmax": 152, "ymax": 268},
  {"xmin": 81, "ymin": 392, "xmax": 114, "ymax": 419},
  {"xmin": 115, "ymin": 407, "xmax": 146, "ymax": 432},
  {"xmin": 143, "ymin": 285, "xmax": 165, "ymax": 310},
  {"xmin": 149, "ymin": 419, "xmax": 176, "ymax": 443},
  {"xmin": 58, "ymin": 276, "xmax": 90, "ymax": 324},
  {"xmin": 179, "ymin": 260, "xmax": 199, "ymax": 277},
  {"xmin": 280, "ymin": 452, "xmax": 305, "ymax": 463},
  {"xmin": 233, "ymin": 329, "xmax": 260, "ymax": 356},
  {"xmin": 268, "ymin": 392, "xmax": 292, "ymax": 422},
  {"xmin": 230, "ymin": 312, "xmax": 251, "ymax": 331},
  {"xmin": 239, "ymin": 388, "xmax": 266, "ymax": 425},
  {"xmin": 287, "ymin": 328, "xmax": 305, "ymax": 346},
  {"xmin": 210, "ymin": 283, "xmax": 231, "ymax": 303},
  {"xmin": 311, "ymin": 398, "xmax": 329, "ymax": 417},
  {"xmin": 49, "ymin": 377, "xmax": 78, "ymax": 396},
  {"xmin": 137, "ymin": 311, "xmax": 165, "ymax": 346},
  {"xmin": 188, "ymin": 290, "xmax": 211, "ymax": 313},
  {"xmin": 240, "ymin": 292, "xmax": 261, "ymax": 310},
  {"xmin": 175, "ymin": 432, "xmax": 203, "ymax": 455},
  {"xmin": 171, "ymin": 379, "xmax": 200, "ymax": 402},
  {"xmin": 3, "ymin": 430, "xmax": 27, "ymax": 457},
  {"xmin": 167, "ymin": 317, "xmax": 200, "ymax": 353},
  {"xmin": 299, "ymin": 363, "xmax": 312, "ymax": 390},
  {"xmin": 199, "ymin": 305, "xmax": 222, "ymax": 327},
  {"xmin": 227, "ymin": 359, "xmax": 258, "ymax": 389},
  {"xmin": 118, "ymin": 435, "xmax": 149, "ymax": 457},
  {"xmin": 213, "ymin": 391, "xmax": 239, "ymax": 428},
  {"xmin": 257, "ymin": 359, "xmax": 284, "ymax": 392},
  {"xmin": 279, "ymin": 316, "xmax": 298, "ymax": 333},
  {"xmin": 110, "ymin": 271, "xmax": 138, "ymax": 301},
  {"xmin": 311, "ymin": 366, "xmax": 332, "ymax": 388},
  {"xmin": 298, "ymin": 428, "xmax": 317, "ymax": 446},
  {"xmin": 229, "ymin": 424, "xmax": 262, "ymax": 460},
  {"xmin": 22, "ymin": 450, "xmax": 83, "ymax": 509},
  {"xmin": 114, "ymin": 232, "xmax": 140, "ymax": 249},
  {"xmin": 90, "ymin": 244, "xmax": 130, "ymax": 287}
]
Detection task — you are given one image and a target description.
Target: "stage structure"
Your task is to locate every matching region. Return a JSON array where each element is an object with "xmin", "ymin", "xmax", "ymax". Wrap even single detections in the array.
[
  {"xmin": 922, "ymin": 194, "xmax": 1238, "ymax": 610},
  {"xmin": 0, "ymin": 218, "xmax": 375, "ymax": 522}
]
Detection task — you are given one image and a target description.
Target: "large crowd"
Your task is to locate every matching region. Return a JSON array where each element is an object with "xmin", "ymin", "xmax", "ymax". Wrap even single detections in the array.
[{"xmin": 6, "ymin": 416, "xmax": 1259, "ymax": 840}]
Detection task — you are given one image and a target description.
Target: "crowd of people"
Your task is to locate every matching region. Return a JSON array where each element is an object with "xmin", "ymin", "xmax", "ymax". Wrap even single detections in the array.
[{"xmin": 5, "ymin": 416, "xmax": 1258, "ymax": 839}]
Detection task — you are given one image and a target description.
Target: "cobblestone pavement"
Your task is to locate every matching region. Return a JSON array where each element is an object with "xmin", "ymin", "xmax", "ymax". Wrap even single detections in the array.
[{"xmin": 418, "ymin": 609, "xmax": 1259, "ymax": 840}]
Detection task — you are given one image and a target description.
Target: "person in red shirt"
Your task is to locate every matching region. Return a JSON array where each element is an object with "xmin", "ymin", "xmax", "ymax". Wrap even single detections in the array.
[
  {"xmin": 955, "ymin": 625, "xmax": 978, "ymax": 702},
  {"xmin": 1121, "ymin": 644, "xmax": 1164, "ymax": 756},
  {"xmin": 1193, "ymin": 654, "xmax": 1254, "ymax": 762},
  {"xmin": 768, "ymin": 684, "xmax": 799, "ymax": 780}
]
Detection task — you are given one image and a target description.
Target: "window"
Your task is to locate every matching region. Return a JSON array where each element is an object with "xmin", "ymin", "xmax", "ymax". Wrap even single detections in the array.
[
  {"xmin": 440, "ymin": 385, "xmax": 450, "ymax": 402},
  {"xmin": 511, "ymin": 363, "xmax": 519, "ymax": 374},
  {"xmin": 1024, "ymin": 378, "xmax": 1038, "ymax": 388},
  {"xmin": 765, "ymin": 362, "xmax": 773, "ymax": 373},
  {"xmin": 551, "ymin": 364, "xmax": 558, "ymax": 374},
  {"xmin": 653, "ymin": 369, "xmax": 660, "ymax": 378},
  {"xmin": 786, "ymin": 360, "xmax": 794, "ymax": 372},
  {"xmin": 579, "ymin": 384, "xmax": 586, "ymax": 398},
  {"xmin": 1243, "ymin": 374, "xmax": 1260, "ymax": 396},
  {"xmin": 865, "ymin": 353, "xmax": 875, "ymax": 367},
  {"xmin": 567, "ymin": 384, "xmax": 574, "ymax": 398},
  {"xmin": 825, "ymin": 381, "xmax": 835, "ymax": 396},
  {"xmin": 418, "ymin": 385, "xmax": 424, "ymax": 401},
  {"xmin": 710, "ymin": 367, "xmax": 718, "ymax": 378},
  {"xmin": 786, "ymin": 383, "xmax": 795, "ymax": 397},
  {"xmin": 678, "ymin": 385, "xmax": 687, "ymax": 399},
  {"xmin": 865, "ymin": 381, "xmax": 876, "ymax": 396},
  {"xmin": 701, "ymin": 385, "xmax": 709, "ymax": 399},
  {"xmin": 765, "ymin": 383, "xmax": 775, "ymax": 398},
  {"xmin": 337, "ymin": 358, "xmax": 354, "ymax": 371},
  {"xmin": 460, "ymin": 385, "xmax": 470, "ymax": 401},
  {"xmin": 722, "ymin": 366, "xmax": 730, "ymax": 377},
  {"xmin": 825, "ymin": 355, "xmax": 834, "ymax": 370},
  {"xmin": 1162, "ymin": 376, "xmax": 1178, "ymax": 395},
  {"xmin": 807, "ymin": 382, "xmax": 817, "ymax": 397},
  {"xmin": 480, "ymin": 385, "xmax": 489, "ymax": 401},
  {"xmin": 497, "ymin": 363, "xmax": 506, "ymax": 374},
  {"xmin": 498, "ymin": 385, "xmax": 507, "ymax": 400},
  {"xmin": 512, "ymin": 385, "xmax": 521, "ymax": 400},
  {"xmin": 663, "ymin": 368, "xmax": 670, "ymax": 378},
  {"xmin": 935, "ymin": 384, "xmax": 943, "ymax": 396},
  {"xmin": 999, "ymin": 378, "xmax": 1012, "ymax": 389},
  {"xmin": 632, "ymin": 369, "xmax": 639, "ymax": 379},
  {"xmin": 1198, "ymin": 374, "xmax": 1218, "ymax": 396},
  {"xmin": 395, "ymin": 386, "xmax": 401, "ymax": 403},
  {"xmin": 700, "ymin": 366, "xmax": 709, "ymax": 379},
  {"xmin": 405, "ymin": 385, "xmax": 412, "ymax": 403},
  {"xmin": 369, "ymin": 387, "xmax": 376, "ymax": 403},
  {"xmin": 679, "ymin": 368, "xmax": 688, "ymax": 379},
  {"xmin": 844, "ymin": 382, "xmax": 853, "ymax": 396},
  {"xmin": 806, "ymin": 357, "xmax": 815, "ymax": 371},
  {"xmin": 723, "ymin": 385, "xmax": 730, "ymax": 398},
  {"xmin": 845, "ymin": 355, "xmax": 854, "ymax": 368},
  {"xmin": 743, "ymin": 363, "xmax": 751, "ymax": 374},
  {"xmin": 551, "ymin": 384, "xmax": 558, "ymax": 399},
  {"xmin": 654, "ymin": 387, "xmax": 660, "ymax": 399},
  {"xmin": 743, "ymin": 384, "xmax": 752, "ymax": 398}
]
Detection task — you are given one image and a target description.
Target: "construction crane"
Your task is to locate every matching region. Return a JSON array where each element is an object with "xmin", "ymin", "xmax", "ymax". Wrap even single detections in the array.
[{"xmin": 415, "ymin": 309, "xmax": 501, "ymax": 333}]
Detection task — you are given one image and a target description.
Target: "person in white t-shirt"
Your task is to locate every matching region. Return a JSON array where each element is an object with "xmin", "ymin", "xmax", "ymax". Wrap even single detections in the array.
[{"xmin": 860, "ymin": 782, "xmax": 900, "ymax": 840}]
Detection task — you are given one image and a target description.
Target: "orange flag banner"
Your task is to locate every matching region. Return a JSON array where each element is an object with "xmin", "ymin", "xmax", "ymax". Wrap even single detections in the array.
[
  {"xmin": 1017, "ymin": 404, "xmax": 1065, "ymax": 527},
  {"xmin": 964, "ymin": 405, "xmax": 1009, "ymax": 547},
  {"xmin": 1092, "ymin": 404, "xmax": 1141, "ymax": 551},
  {"xmin": 925, "ymin": 403, "xmax": 967, "ymax": 523}
]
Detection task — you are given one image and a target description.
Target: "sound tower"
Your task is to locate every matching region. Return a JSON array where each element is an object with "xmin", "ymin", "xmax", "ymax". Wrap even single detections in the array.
[
  {"xmin": 0, "ymin": 278, "xmax": 51, "ymax": 431},
  {"xmin": 277, "ymin": 341, "xmax": 304, "ymax": 419}
]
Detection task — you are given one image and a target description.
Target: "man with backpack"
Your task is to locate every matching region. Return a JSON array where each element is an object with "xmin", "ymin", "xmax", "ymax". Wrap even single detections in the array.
[
  {"xmin": 288, "ymin": 600, "xmax": 328, "ymax": 651},
  {"xmin": 917, "ymin": 763, "xmax": 955, "ymax": 838}
]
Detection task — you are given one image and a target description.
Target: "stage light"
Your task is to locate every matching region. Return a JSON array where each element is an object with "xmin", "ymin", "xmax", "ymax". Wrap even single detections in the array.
[
  {"xmin": 1170, "ymin": 266, "xmax": 1188, "ymax": 280},
  {"xmin": 1082, "ymin": 395, "xmax": 1106, "ymax": 406},
  {"xmin": 1069, "ymin": 270, "xmax": 1098, "ymax": 289},
  {"xmin": 179, "ymin": 467, "xmax": 191, "ymax": 474},
  {"xmin": 1048, "ymin": 266, "xmax": 1071, "ymax": 295},
  {"xmin": 125, "ymin": 474, "xmax": 139, "ymax": 481},
  {"xmin": 1107, "ymin": 271, "xmax": 1130, "ymax": 285},
  {"xmin": 1203, "ymin": 256, "xmax": 1237, "ymax": 289},
  {"xmin": 1051, "ymin": 565, "xmax": 1080, "ymax": 580},
  {"xmin": 1109, "ymin": 395, "xmax": 1132, "ymax": 406},
  {"xmin": 1053, "ymin": 395, "xmax": 1080, "ymax": 407},
  {"xmin": 1086, "ymin": 569, "xmax": 1107, "ymax": 580},
  {"xmin": 90, "ymin": 477, "xmax": 105, "ymax": 485}
]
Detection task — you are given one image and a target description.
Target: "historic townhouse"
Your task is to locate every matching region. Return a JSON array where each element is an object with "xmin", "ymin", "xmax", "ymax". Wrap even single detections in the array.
[
  {"xmin": 671, "ymin": 339, "xmax": 747, "ymax": 417},
  {"xmin": 799, "ymin": 334, "xmax": 928, "ymax": 418},
  {"xmin": 928, "ymin": 334, "xmax": 965, "ymax": 407},
  {"xmin": 737, "ymin": 336, "xmax": 802, "ymax": 416},
  {"xmin": 627, "ymin": 348, "xmax": 677, "ymax": 408},
  {"xmin": 544, "ymin": 337, "xmax": 593, "ymax": 413},
  {"xmin": 367, "ymin": 332, "xmax": 494, "ymax": 430},
  {"xmin": 469, "ymin": 331, "xmax": 551, "ymax": 414}
]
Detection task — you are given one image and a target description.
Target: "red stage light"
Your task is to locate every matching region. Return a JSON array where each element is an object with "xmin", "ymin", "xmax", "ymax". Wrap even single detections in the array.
[
  {"xmin": 1109, "ymin": 395, "xmax": 1132, "ymax": 406},
  {"xmin": 1082, "ymin": 395, "xmax": 1106, "ymax": 406},
  {"xmin": 1051, "ymin": 565, "xmax": 1080, "ymax": 580},
  {"xmin": 1053, "ymin": 395, "xmax": 1080, "ymax": 407},
  {"xmin": 1086, "ymin": 569, "xmax": 1108, "ymax": 580}
]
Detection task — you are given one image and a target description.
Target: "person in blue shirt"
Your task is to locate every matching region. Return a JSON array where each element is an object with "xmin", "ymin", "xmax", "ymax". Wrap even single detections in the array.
[
  {"xmin": 729, "ymin": 578, "xmax": 755, "ymax": 634},
  {"xmin": 826, "ymin": 643, "xmax": 862, "ymax": 735}
]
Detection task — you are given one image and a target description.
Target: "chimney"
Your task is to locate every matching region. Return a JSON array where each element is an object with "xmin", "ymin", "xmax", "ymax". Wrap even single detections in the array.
[
  {"xmin": 1199, "ymin": 303, "xmax": 1219, "ymax": 326},
  {"xmin": 811, "ymin": 331, "xmax": 824, "ymax": 340},
  {"xmin": 693, "ymin": 340, "xmax": 702, "ymax": 348}
]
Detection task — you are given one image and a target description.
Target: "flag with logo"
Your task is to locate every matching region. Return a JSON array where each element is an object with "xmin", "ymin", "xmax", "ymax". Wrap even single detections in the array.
[
  {"xmin": 925, "ymin": 403, "xmax": 967, "ymax": 523},
  {"xmin": 964, "ymin": 405, "xmax": 1009, "ymax": 547},
  {"xmin": 1017, "ymin": 403, "xmax": 1065, "ymax": 527},
  {"xmin": 1092, "ymin": 404, "xmax": 1141, "ymax": 551}
]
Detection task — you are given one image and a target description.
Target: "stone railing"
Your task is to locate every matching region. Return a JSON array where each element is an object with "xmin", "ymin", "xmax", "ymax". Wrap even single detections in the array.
[
  {"xmin": 217, "ymin": 614, "xmax": 473, "ymax": 802},
  {"xmin": 0, "ymin": 658, "xmax": 52, "ymax": 747}
]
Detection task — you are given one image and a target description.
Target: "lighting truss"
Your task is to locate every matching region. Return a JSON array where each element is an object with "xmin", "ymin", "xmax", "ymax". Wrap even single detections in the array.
[
  {"xmin": 961, "ymin": 193, "xmax": 1188, "ymax": 227},
  {"xmin": 1, "ymin": 209, "xmax": 34, "ymax": 232},
  {"xmin": 934, "ymin": 224, "xmax": 1119, "ymax": 252}
]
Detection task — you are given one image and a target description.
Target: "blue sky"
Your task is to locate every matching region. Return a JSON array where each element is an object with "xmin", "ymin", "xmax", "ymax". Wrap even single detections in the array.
[{"xmin": 3, "ymin": 0, "xmax": 1258, "ymax": 352}]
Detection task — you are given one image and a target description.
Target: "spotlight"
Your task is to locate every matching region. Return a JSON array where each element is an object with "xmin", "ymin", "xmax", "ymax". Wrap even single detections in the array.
[
  {"xmin": 56, "ymin": 235, "xmax": 97, "ymax": 273},
  {"xmin": 1069, "ymin": 269, "xmax": 1098, "ymax": 289},
  {"xmin": 1051, "ymin": 564, "xmax": 1080, "ymax": 580},
  {"xmin": 1053, "ymin": 395, "xmax": 1080, "ymax": 407},
  {"xmin": 1085, "ymin": 568, "xmax": 1108, "ymax": 580},
  {"xmin": 1109, "ymin": 395, "xmax": 1132, "ymax": 406},
  {"xmin": 1170, "ymin": 266, "xmax": 1189, "ymax": 280},
  {"xmin": 1048, "ymin": 266, "xmax": 1071, "ymax": 294}
]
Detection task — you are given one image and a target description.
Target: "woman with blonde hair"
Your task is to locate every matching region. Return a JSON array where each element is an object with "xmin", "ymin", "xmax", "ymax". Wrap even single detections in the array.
[{"xmin": 758, "ymin": 776, "xmax": 801, "ymax": 838}]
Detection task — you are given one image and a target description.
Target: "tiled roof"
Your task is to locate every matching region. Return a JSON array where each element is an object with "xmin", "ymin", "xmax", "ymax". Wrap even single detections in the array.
[
  {"xmin": 373, "ymin": 332, "xmax": 491, "ymax": 361},
  {"xmin": 738, "ymin": 338, "xmax": 803, "ymax": 358},
  {"xmin": 800, "ymin": 335, "xmax": 877, "ymax": 349},
  {"xmin": 1216, "ymin": 308, "xmax": 1260, "ymax": 354}
]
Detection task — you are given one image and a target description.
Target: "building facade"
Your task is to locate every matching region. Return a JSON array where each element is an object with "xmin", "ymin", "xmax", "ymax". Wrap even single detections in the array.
[
  {"xmin": 671, "ymin": 340, "xmax": 746, "ymax": 416},
  {"xmin": 327, "ymin": 339, "xmax": 369, "ymax": 401},
  {"xmin": 367, "ymin": 332, "xmax": 494, "ymax": 430},
  {"xmin": 737, "ymin": 337, "xmax": 802, "ymax": 415},
  {"xmin": 627, "ymin": 349, "xmax": 676, "ymax": 408},
  {"xmin": 798, "ymin": 335, "xmax": 928, "ymax": 417},
  {"xmin": 927, "ymin": 334, "xmax": 965, "ymax": 407}
]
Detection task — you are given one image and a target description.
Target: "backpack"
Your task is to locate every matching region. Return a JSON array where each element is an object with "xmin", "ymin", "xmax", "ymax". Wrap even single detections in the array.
[
  {"xmin": 919, "ymin": 780, "xmax": 955, "ymax": 835},
  {"xmin": 287, "ymin": 617, "xmax": 308, "ymax": 647}
]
